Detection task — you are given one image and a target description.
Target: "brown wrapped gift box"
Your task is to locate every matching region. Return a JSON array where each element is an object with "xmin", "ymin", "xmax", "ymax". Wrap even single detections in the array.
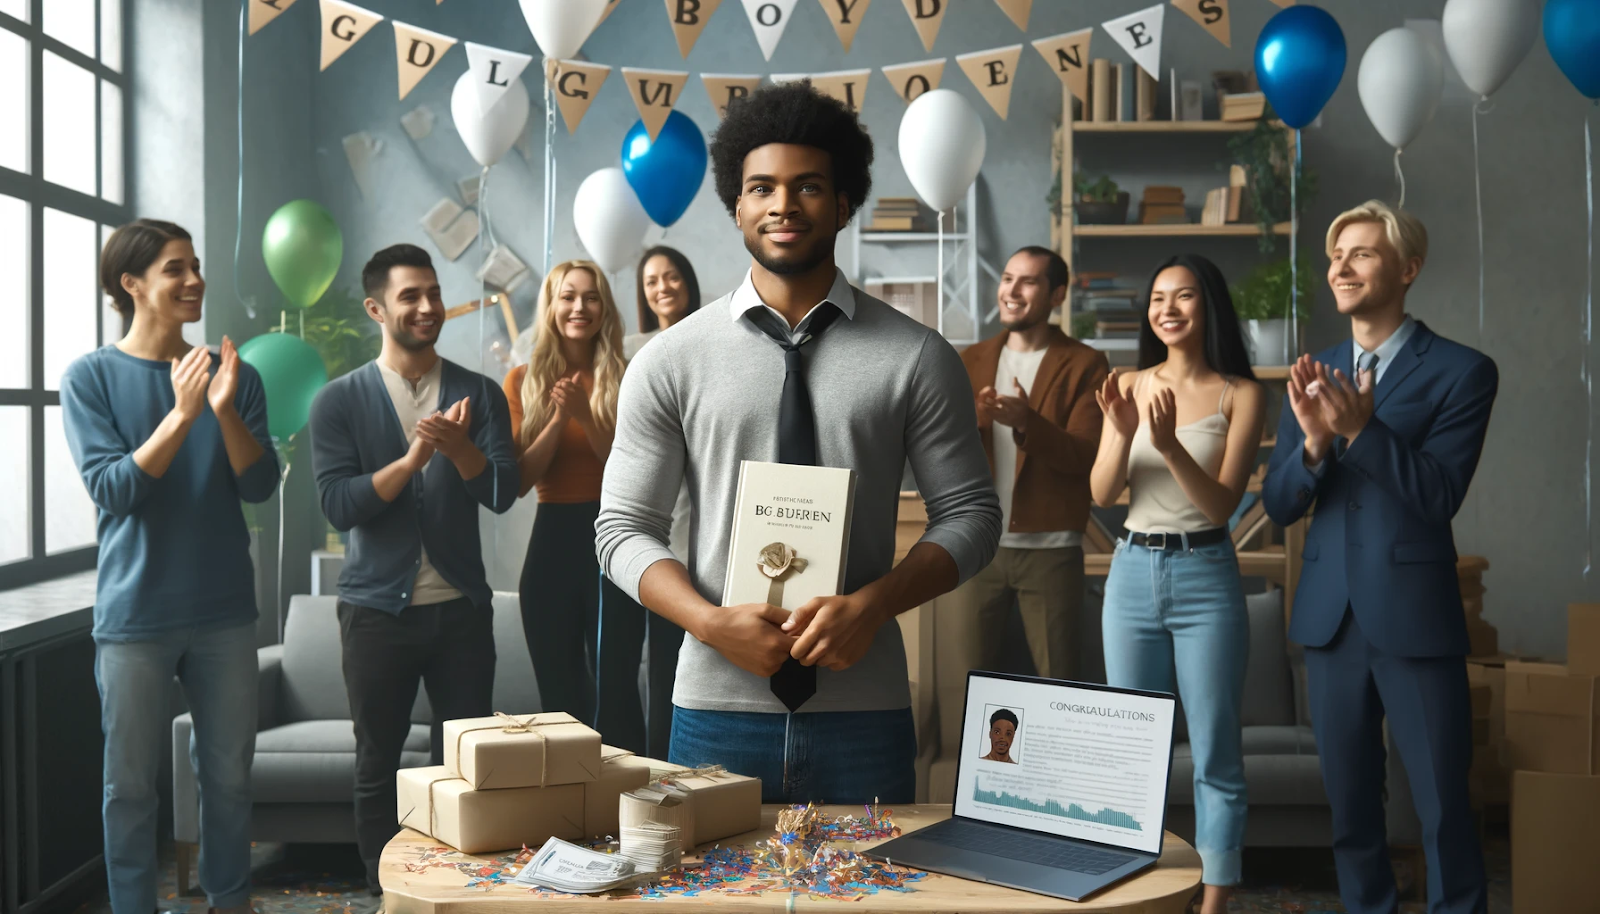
[
  {"xmin": 442, "ymin": 712, "xmax": 602, "ymax": 789},
  {"xmin": 585, "ymin": 748, "xmax": 656, "ymax": 838},
  {"xmin": 653, "ymin": 767, "xmax": 763, "ymax": 847},
  {"xmin": 395, "ymin": 766, "xmax": 585, "ymax": 854}
]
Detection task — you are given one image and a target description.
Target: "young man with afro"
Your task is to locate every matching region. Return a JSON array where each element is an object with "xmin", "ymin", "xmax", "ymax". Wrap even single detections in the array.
[{"xmin": 596, "ymin": 81, "xmax": 1001, "ymax": 802}]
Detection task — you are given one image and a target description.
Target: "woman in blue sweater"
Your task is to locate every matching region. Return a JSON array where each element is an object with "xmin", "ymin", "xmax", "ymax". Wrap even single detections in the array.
[{"xmin": 60, "ymin": 219, "xmax": 279, "ymax": 914}]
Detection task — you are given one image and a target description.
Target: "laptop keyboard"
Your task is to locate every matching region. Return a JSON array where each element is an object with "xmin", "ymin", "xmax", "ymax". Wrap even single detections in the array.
[{"xmin": 917, "ymin": 820, "xmax": 1137, "ymax": 876}]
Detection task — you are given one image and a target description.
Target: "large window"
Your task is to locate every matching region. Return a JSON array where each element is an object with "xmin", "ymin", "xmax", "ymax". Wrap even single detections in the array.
[{"xmin": 0, "ymin": 0, "xmax": 128, "ymax": 589}]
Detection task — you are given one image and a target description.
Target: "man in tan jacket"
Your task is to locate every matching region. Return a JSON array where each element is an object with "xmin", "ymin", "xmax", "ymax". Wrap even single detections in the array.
[{"xmin": 950, "ymin": 246, "xmax": 1108, "ymax": 681}]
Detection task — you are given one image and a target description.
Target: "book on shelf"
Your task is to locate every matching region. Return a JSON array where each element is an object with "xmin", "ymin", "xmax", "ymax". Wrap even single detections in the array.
[
  {"xmin": 1139, "ymin": 202, "xmax": 1189, "ymax": 224},
  {"xmin": 863, "ymin": 197, "xmax": 934, "ymax": 233},
  {"xmin": 722, "ymin": 461, "xmax": 856, "ymax": 613},
  {"xmin": 1077, "ymin": 271, "xmax": 1119, "ymax": 288},
  {"xmin": 1200, "ymin": 187, "xmax": 1234, "ymax": 226},
  {"xmin": 1118, "ymin": 63, "xmax": 1135, "ymax": 122},
  {"xmin": 1141, "ymin": 185, "xmax": 1185, "ymax": 205},
  {"xmin": 1220, "ymin": 91, "xmax": 1266, "ymax": 122},
  {"xmin": 1092, "ymin": 58, "xmax": 1113, "ymax": 122},
  {"xmin": 1136, "ymin": 68, "xmax": 1157, "ymax": 121}
]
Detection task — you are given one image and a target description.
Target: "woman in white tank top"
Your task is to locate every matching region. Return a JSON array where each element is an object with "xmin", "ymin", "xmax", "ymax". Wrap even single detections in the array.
[{"xmin": 1088, "ymin": 255, "xmax": 1265, "ymax": 913}]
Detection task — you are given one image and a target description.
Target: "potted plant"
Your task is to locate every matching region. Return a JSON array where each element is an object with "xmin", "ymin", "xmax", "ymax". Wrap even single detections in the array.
[
  {"xmin": 1231, "ymin": 254, "xmax": 1313, "ymax": 366},
  {"xmin": 1227, "ymin": 120, "xmax": 1319, "ymax": 253},
  {"xmin": 1073, "ymin": 172, "xmax": 1130, "ymax": 225}
]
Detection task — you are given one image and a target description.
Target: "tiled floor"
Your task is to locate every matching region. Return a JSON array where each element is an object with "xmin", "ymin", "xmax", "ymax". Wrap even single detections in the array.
[{"xmin": 74, "ymin": 831, "xmax": 1511, "ymax": 914}]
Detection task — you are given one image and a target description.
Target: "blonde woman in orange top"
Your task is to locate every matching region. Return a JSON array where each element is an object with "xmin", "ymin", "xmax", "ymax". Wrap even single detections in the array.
[{"xmin": 504, "ymin": 260, "xmax": 644, "ymax": 752}]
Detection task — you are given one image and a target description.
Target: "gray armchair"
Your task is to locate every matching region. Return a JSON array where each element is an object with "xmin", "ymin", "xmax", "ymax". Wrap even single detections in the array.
[{"xmin": 171, "ymin": 592, "xmax": 540, "ymax": 892}]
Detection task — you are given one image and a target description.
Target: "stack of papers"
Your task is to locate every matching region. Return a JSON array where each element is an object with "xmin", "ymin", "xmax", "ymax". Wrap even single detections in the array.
[
  {"xmin": 620, "ymin": 822, "xmax": 682, "ymax": 871},
  {"xmin": 512, "ymin": 837, "xmax": 641, "ymax": 894}
]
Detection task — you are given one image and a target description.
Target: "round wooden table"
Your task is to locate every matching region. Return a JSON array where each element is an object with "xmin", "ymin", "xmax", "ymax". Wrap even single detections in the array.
[{"xmin": 380, "ymin": 804, "xmax": 1202, "ymax": 913}]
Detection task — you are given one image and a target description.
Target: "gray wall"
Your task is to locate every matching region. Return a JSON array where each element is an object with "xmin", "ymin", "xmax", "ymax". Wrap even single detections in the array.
[{"xmin": 135, "ymin": 0, "xmax": 1597, "ymax": 658}]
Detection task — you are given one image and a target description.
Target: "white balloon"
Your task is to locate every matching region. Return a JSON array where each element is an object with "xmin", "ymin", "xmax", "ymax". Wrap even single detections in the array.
[
  {"xmin": 451, "ymin": 70, "xmax": 530, "ymax": 168},
  {"xmin": 518, "ymin": 0, "xmax": 609, "ymax": 61},
  {"xmin": 573, "ymin": 168, "xmax": 650, "ymax": 274},
  {"xmin": 897, "ymin": 89, "xmax": 986, "ymax": 213},
  {"xmin": 1442, "ymin": 0, "xmax": 1540, "ymax": 99},
  {"xmin": 1358, "ymin": 27, "xmax": 1445, "ymax": 150}
]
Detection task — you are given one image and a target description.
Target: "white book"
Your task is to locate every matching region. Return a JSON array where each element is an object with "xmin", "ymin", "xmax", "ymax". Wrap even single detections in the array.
[{"xmin": 721, "ymin": 460, "xmax": 856, "ymax": 612}]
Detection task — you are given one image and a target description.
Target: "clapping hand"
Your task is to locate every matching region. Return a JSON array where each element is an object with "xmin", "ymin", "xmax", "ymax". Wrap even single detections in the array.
[
  {"xmin": 1095, "ymin": 368, "xmax": 1139, "ymax": 439},
  {"xmin": 207, "ymin": 336, "xmax": 239, "ymax": 417},
  {"xmin": 1146, "ymin": 386, "xmax": 1179, "ymax": 455},
  {"xmin": 1310, "ymin": 362, "xmax": 1375, "ymax": 442},
  {"xmin": 170, "ymin": 345, "xmax": 211, "ymax": 422},
  {"xmin": 978, "ymin": 379, "xmax": 1031, "ymax": 428},
  {"xmin": 1286, "ymin": 354, "xmax": 1335, "ymax": 463},
  {"xmin": 415, "ymin": 398, "xmax": 471, "ymax": 461},
  {"xmin": 549, "ymin": 375, "xmax": 592, "ymax": 428}
]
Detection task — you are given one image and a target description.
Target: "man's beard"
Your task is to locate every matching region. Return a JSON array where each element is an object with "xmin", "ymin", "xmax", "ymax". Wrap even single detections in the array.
[
  {"xmin": 745, "ymin": 227, "xmax": 837, "ymax": 276},
  {"xmin": 388, "ymin": 324, "xmax": 436, "ymax": 352},
  {"xmin": 1000, "ymin": 303, "xmax": 1047, "ymax": 332}
]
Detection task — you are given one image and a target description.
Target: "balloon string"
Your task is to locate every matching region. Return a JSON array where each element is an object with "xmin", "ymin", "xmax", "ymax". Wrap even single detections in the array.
[
  {"xmin": 1393, "ymin": 148, "xmax": 1406, "ymax": 210},
  {"xmin": 1289, "ymin": 129, "xmax": 1300, "ymax": 365},
  {"xmin": 543, "ymin": 76, "xmax": 556, "ymax": 274},
  {"xmin": 936, "ymin": 210, "xmax": 945, "ymax": 338},
  {"xmin": 233, "ymin": 0, "xmax": 252, "ymax": 319},
  {"xmin": 1585, "ymin": 113, "xmax": 1593, "ymax": 579},
  {"xmin": 276, "ymin": 441, "xmax": 293, "ymax": 643},
  {"xmin": 1473, "ymin": 101, "xmax": 1486, "ymax": 339}
]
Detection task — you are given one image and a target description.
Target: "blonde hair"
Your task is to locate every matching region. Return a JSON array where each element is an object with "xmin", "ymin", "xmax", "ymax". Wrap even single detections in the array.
[
  {"xmin": 1326, "ymin": 200, "xmax": 1429, "ymax": 266},
  {"xmin": 518, "ymin": 260, "xmax": 626, "ymax": 444}
]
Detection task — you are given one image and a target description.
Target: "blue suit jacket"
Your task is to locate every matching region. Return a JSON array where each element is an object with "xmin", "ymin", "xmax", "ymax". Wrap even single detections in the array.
[{"xmin": 1262, "ymin": 322, "xmax": 1498, "ymax": 658}]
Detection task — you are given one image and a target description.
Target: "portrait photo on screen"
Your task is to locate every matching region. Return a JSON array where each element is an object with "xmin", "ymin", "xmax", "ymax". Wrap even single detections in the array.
[{"xmin": 979, "ymin": 705, "xmax": 1022, "ymax": 764}]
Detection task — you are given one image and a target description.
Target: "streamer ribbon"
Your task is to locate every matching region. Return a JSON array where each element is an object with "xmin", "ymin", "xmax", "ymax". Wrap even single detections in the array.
[
  {"xmin": 1289, "ymin": 129, "xmax": 1301, "ymax": 366},
  {"xmin": 1585, "ymin": 113, "xmax": 1593, "ymax": 578},
  {"xmin": 1393, "ymin": 148, "xmax": 1407, "ymax": 209},
  {"xmin": 1472, "ymin": 100, "xmax": 1491, "ymax": 337}
]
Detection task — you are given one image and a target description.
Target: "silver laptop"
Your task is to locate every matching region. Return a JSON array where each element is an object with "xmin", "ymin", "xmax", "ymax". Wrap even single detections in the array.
[{"xmin": 867, "ymin": 671, "xmax": 1177, "ymax": 902}]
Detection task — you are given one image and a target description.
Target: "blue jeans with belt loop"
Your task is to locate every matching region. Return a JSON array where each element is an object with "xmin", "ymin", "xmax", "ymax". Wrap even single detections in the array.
[{"xmin": 1102, "ymin": 535, "xmax": 1249, "ymax": 886}]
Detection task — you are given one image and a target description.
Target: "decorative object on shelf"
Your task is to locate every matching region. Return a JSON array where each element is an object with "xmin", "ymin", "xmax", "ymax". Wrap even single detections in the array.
[
  {"xmin": 1138, "ymin": 184, "xmax": 1187, "ymax": 225},
  {"xmin": 1227, "ymin": 120, "xmax": 1318, "ymax": 253},
  {"xmin": 1230, "ymin": 253, "xmax": 1313, "ymax": 366},
  {"xmin": 1358, "ymin": 26, "xmax": 1444, "ymax": 206},
  {"xmin": 1254, "ymin": 4, "xmax": 1346, "ymax": 130},
  {"xmin": 1074, "ymin": 173, "xmax": 1128, "ymax": 225}
]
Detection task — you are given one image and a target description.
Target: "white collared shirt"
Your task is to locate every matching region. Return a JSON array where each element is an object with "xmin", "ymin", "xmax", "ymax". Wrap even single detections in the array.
[
  {"xmin": 1354, "ymin": 314, "xmax": 1417, "ymax": 385},
  {"xmin": 727, "ymin": 267, "xmax": 858, "ymax": 340}
]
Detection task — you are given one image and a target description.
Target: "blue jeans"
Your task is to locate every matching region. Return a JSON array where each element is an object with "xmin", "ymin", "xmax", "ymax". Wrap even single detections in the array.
[
  {"xmin": 96, "ymin": 622, "xmax": 257, "ymax": 913},
  {"xmin": 669, "ymin": 706, "xmax": 916, "ymax": 804},
  {"xmin": 1102, "ymin": 537, "xmax": 1248, "ymax": 886}
]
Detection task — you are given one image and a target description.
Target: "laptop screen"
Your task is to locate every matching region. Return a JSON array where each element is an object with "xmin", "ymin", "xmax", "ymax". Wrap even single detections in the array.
[{"xmin": 952, "ymin": 672, "xmax": 1177, "ymax": 857}]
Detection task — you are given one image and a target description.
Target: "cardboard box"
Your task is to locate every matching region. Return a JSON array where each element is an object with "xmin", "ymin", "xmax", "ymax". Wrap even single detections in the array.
[
  {"xmin": 583, "ymin": 748, "xmax": 655, "ymax": 839},
  {"xmin": 1504, "ymin": 662, "xmax": 1599, "ymax": 775},
  {"xmin": 657, "ymin": 768, "xmax": 763, "ymax": 846},
  {"xmin": 442, "ymin": 712, "xmax": 602, "ymax": 790},
  {"xmin": 1571, "ymin": 603, "xmax": 1600, "ymax": 676},
  {"xmin": 396, "ymin": 766, "xmax": 585, "ymax": 854},
  {"xmin": 1512, "ymin": 770, "xmax": 1600, "ymax": 913}
]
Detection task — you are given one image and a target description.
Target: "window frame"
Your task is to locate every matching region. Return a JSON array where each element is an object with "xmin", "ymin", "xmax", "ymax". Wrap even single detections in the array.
[{"xmin": 0, "ymin": 0, "xmax": 131, "ymax": 590}]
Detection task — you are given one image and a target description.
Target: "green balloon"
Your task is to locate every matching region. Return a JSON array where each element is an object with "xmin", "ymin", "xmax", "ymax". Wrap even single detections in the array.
[
  {"xmin": 239, "ymin": 332, "xmax": 328, "ymax": 440},
  {"xmin": 262, "ymin": 199, "xmax": 343, "ymax": 309}
]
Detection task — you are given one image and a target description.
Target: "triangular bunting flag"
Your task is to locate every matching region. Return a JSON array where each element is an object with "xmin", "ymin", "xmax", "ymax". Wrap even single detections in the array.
[
  {"xmin": 622, "ymin": 67, "xmax": 691, "ymax": 139},
  {"xmin": 1032, "ymin": 28, "xmax": 1093, "ymax": 103},
  {"xmin": 1102, "ymin": 3, "xmax": 1165, "ymax": 81},
  {"xmin": 665, "ymin": 0, "xmax": 725, "ymax": 57},
  {"xmin": 701, "ymin": 73, "xmax": 764, "ymax": 118},
  {"xmin": 320, "ymin": 0, "xmax": 383, "ymax": 71},
  {"xmin": 899, "ymin": 0, "xmax": 947, "ymax": 53},
  {"xmin": 809, "ymin": 68, "xmax": 872, "ymax": 113},
  {"xmin": 597, "ymin": 0, "xmax": 623, "ymax": 26},
  {"xmin": 249, "ymin": 0, "xmax": 298, "ymax": 36},
  {"xmin": 741, "ymin": 0, "xmax": 801, "ymax": 61},
  {"xmin": 545, "ymin": 59, "xmax": 612, "ymax": 133},
  {"xmin": 1268, "ymin": 0, "xmax": 1293, "ymax": 6},
  {"xmin": 465, "ymin": 42, "xmax": 535, "ymax": 113},
  {"xmin": 1172, "ymin": 0, "xmax": 1229, "ymax": 48},
  {"xmin": 955, "ymin": 45, "xmax": 1023, "ymax": 118},
  {"xmin": 816, "ymin": 0, "xmax": 871, "ymax": 52},
  {"xmin": 993, "ymin": 0, "xmax": 1031, "ymax": 31},
  {"xmin": 393, "ymin": 22, "xmax": 457, "ymax": 100},
  {"xmin": 881, "ymin": 58, "xmax": 945, "ymax": 103}
]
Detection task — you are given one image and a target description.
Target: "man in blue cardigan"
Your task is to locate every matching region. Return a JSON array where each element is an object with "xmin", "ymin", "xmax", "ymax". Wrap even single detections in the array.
[
  {"xmin": 309, "ymin": 244, "xmax": 518, "ymax": 893},
  {"xmin": 1264, "ymin": 201, "xmax": 1496, "ymax": 914}
]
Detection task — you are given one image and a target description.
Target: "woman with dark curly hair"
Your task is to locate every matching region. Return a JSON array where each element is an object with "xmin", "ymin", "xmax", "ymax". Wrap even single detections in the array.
[{"xmin": 595, "ymin": 81, "xmax": 1001, "ymax": 804}]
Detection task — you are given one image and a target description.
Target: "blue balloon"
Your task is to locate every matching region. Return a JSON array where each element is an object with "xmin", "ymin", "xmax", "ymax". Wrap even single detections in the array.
[
  {"xmin": 1255, "ymin": 5, "xmax": 1347, "ymax": 129},
  {"xmin": 620, "ymin": 111, "xmax": 708, "ymax": 227},
  {"xmin": 1545, "ymin": 0, "xmax": 1600, "ymax": 99}
]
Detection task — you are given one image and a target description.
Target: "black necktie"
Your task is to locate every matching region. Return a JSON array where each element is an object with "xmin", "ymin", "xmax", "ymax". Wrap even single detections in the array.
[
  {"xmin": 745, "ymin": 302, "xmax": 841, "ymax": 712},
  {"xmin": 1360, "ymin": 351, "xmax": 1380, "ymax": 380}
]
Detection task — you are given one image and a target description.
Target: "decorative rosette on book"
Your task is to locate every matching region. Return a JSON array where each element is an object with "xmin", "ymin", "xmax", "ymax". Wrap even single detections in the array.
[{"xmin": 757, "ymin": 542, "xmax": 809, "ymax": 607}]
